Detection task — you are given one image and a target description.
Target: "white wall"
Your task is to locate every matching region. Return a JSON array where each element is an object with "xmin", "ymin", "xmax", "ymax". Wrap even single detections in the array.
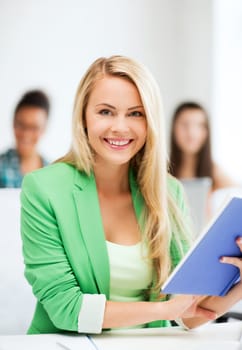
[
  {"xmin": 0, "ymin": 0, "xmax": 213, "ymax": 161},
  {"xmin": 171, "ymin": 0, "xmax": 213, "ymax": 107},
  {"xmin": 165, "ymin": 0, "xmax": 213, "ymax": 145},
  {"xmin": 212, "ymin": 0, "xmax": 242, "ymax": 182}
]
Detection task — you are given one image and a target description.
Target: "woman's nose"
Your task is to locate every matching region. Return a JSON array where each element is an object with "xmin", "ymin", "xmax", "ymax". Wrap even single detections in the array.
[{"xmin": 110, "ymin": 115, "xmax": 129, "ymax": 133}]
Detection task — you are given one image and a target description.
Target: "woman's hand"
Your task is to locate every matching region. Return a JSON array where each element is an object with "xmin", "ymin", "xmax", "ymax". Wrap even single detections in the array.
[
  {"xmin": 220, "ymin": 237, "xmax": 242, "ymax": 279},
  {"xmin": 161, "ymin": 237, "xmax": 242, "ymax": 325},
  {"xmin": 163, "ymin": 295, "xmax": 216, "ymax": 321},
  {"xmin": 173, "ymin": 238, "xmax": 242, "ymax": 329}
]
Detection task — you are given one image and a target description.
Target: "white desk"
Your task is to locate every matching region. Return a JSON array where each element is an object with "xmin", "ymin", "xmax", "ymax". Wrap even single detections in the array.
[
  {"xmin": 0, "ymin": 323, "xmax": 242, "ymax": 350},
  {"xmin": 93, "ymin": 322, "xmax": 242, "ymax": 350}
]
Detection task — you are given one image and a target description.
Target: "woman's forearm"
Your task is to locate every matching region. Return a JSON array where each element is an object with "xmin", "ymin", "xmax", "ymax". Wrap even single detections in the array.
[
  {"xmin": 183, "ymin": 282, "xmax": 242, "ymax": 329},
  {"xmin": 102, "ymin": 295, "xmax": 216, "ymax": 329},
  {"xmin": 102, "ymin": 300, "xmax": 161, "ymax": 329}
]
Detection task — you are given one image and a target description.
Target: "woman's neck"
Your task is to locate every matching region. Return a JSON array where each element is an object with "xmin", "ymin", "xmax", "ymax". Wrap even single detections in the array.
[
  {"xmin": 178, "ymin": 154, "xmax": 198, "ymax": 179},
  {"xmin": 93, "ymin": 162, "xmax": 130, "ymax": 196}
]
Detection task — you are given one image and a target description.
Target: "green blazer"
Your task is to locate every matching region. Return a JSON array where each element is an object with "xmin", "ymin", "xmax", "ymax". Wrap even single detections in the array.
[{"xmin": 20, "ymin": 162, "xmax": 189, "ymax": 334}]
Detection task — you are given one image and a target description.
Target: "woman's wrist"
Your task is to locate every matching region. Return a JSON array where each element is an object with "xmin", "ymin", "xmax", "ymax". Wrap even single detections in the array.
[{"xmin": 154, "ymin": 299, "xmax": 175, "ymax": 321}]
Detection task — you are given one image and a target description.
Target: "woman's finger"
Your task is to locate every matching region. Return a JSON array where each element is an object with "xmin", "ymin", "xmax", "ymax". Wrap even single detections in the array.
[
  {"xmin": 236, "ymin": 237, "xmax": 242, "ymax": 251},
  {"xmin": 220, "ymin": 256, "xmax": 242, "ymax": 268}
]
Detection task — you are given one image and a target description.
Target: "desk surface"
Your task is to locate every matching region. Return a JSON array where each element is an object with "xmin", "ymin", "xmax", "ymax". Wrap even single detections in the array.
[
  {"xmin": 92, "ymin": 322, "xmax": 242, "ymax": 350},
  {"xmin": 0, "ymin": 323, "xmax": 242, "ymax": 350}
]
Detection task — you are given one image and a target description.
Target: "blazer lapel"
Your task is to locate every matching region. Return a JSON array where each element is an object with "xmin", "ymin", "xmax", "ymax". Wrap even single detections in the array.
[{"xmin": 72, "ymin": 170, "xmax": 110, "ymax": 298}]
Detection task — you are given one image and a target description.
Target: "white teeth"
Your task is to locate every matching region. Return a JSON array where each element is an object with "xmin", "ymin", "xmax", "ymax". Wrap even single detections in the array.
[{"xmin": 107, "ymin": 139, "xmax": 129, "ymax": 146}]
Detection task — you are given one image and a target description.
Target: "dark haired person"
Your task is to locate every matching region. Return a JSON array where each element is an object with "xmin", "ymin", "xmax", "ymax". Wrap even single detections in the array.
[
  {"xmin": 0, "ymin": 90, "xmax": 50, "ymax": 188},
  {"xmin": 169, "ymin": 101, "xmax": 235, "ymax": 192}
]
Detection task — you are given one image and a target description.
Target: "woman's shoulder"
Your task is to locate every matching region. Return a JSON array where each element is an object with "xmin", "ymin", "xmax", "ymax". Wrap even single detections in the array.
[
  {"xmin": 28, "ymin": 161, "xmax": 75, "ymax": 176},
  {"xmin": 22, "ymin": 162, "xmax": 81, "ymax": 191}
]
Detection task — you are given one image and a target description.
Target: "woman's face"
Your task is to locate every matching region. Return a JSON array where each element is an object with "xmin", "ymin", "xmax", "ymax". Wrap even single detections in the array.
[
  {"xmin": 173, "ymin": 108, "xmax": 208, "ymax": 155},
  {"xmin": 14, "ymin": 106, "xmax": 48, "ymax": 157},
  {"xmin": 85, "ymin": 76, "xmax": 147, "ymax": 168}
]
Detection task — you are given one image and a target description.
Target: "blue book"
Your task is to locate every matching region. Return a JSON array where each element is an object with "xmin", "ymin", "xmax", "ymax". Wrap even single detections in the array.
[{"xmin": 161, "ymin": 196, "xmax": 242, "ymax": 296}]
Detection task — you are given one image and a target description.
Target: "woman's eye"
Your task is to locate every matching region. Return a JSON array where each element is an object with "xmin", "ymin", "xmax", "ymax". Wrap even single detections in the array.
[
  {"xmin": 99, "ymin": 109, "xmax": 112, "ymax": 116},
  {"xmin": 129, "ymin": 111, "xmax": 144, "ymax": 117}
]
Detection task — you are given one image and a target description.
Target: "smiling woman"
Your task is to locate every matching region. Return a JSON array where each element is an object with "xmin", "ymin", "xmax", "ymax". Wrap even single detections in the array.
[
  {"xmin": 20, "ymin": 55, "xmax": 242, "ymax": 336},
  {"xmin": 0, "ymin": 90, "xmax": 50, "ymax": 188}
]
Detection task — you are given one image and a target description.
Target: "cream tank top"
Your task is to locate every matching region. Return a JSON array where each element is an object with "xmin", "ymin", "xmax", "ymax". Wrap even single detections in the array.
[{"xmin": 106, "ymin": 240, "xmax": 153, "ymax": 302}]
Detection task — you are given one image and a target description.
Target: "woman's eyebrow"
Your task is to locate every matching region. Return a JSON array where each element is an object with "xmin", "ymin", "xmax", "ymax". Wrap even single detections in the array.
[
  {"xmin": 96, "ymin": 103, "xmax": 116, "ymax": 109},
  {"xmin": 128, "ymin": 105, "xmax": 144, "ymax": 110}
]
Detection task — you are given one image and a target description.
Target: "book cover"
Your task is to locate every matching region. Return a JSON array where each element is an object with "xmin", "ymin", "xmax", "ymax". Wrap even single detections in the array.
[{"xmin": 162, "ymin": 197, "xmax": 242, "ymax": 296}]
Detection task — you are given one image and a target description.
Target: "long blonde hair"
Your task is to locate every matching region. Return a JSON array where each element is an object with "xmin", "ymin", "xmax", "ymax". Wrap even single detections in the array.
[{"xmin": 58, "ymin": 55, "xmax": 191, "ymax": 291}]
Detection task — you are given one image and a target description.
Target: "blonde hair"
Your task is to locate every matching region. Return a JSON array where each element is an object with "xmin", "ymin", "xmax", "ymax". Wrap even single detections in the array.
[{"xmin": 58, "ymin": 55, "xmax": 191, "ymax": 292}]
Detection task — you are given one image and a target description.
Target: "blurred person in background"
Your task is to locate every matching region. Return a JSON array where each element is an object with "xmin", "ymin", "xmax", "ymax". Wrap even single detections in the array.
[
  {"xmin": 0, "ymin": 90, "xmax": 50, "ymax": 188},
  {"xmin": 169, "ymin": 101, "xmax": 235, "ymax": 192}
]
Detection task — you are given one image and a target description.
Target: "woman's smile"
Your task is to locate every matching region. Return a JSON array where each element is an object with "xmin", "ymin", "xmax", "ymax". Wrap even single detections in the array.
[{"xmin": 103, "ymin": 138, "xmax": 133, "ymax": 149}]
